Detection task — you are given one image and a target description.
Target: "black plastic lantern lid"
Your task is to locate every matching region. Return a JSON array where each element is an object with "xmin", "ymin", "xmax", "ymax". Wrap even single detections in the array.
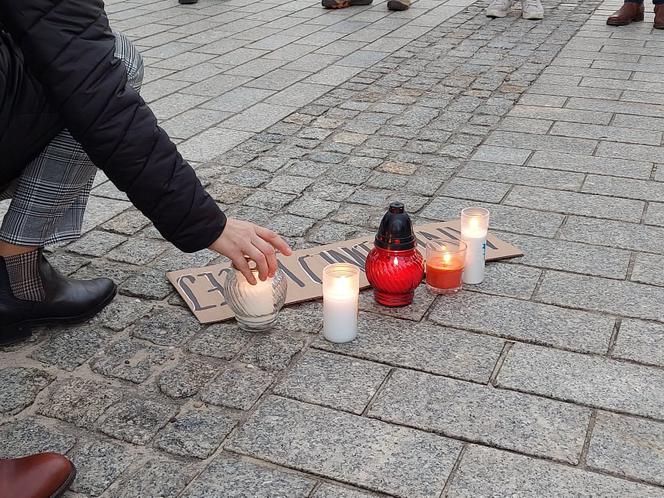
[{"xmin": 374, "ymin": 202, "xmax": 416, "ymax": 251}]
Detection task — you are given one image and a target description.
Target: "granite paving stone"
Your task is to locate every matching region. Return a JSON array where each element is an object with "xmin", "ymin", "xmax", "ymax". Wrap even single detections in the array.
[
  {"xmin": 91, "ymin": 295, "xmax": 153, "ymax": 331},
  {"xmin": 158, "ymin": 356, "xmax": 219, "ymax": 399},
  {"xmin": 45, "ymin": 251, "xmax": 91, "ymax": 276},
  {"xmin": 181, "ymin": 453, "xmax": 315, "ymax": 498},
  {"xmin": 66, "ymin": 231, "xmax": 127, "ymax": 257},
  {"xmin": 561, "ymin": 215, "xmax": 664, "ymax": 254},
  {"xmin": 312, "ymin": 484, "xmax": 379, "ymax": 498},
  {"xmin": 527, "ymin": 150, "xmax": 654, "ymax": 180},
  {"xmin": 186, "ymin": 322, "xmax": 250, "ymax": 360},
  {"xmin": 536, "ymin": 270, "xmax": 664, "ymax": 322},
  {"xmin": 421, "ymin": 197, "xmax": 565, "ymax": 237},
  {"xmin": 359, "ymin": 284, "xmax": 436, "ymax": 322},
  {"xmin": 587, "ymin": 412, "xmax": 664, "ymax": 487},
  {"xmin": 0, "ymin": 418, "xmax": 76, "ymax": 459},
  {"xmin": 613, "ymin": 319, "xmax": 664, "ymax": 368},
  {"xmin": 497, "ymin": 343, "xmax": 664, "ymax": 421},
  {"xmin": 447, "ymin": 445, "xmax": 663, "ymax": 498},
  {"xmin": 71, "ymin": 259, "xmax": 139, "ymax": 286},
  {"xmin": 120, "ymin": 267, "xmax": 175, "ymax": 300},
  {"xmin": 69, "ymin": 439, "xmax": 132, "ymax": 496},
  {"xmin": 106, "ymin": 237, "xmax": 169, "ymax": 266},
  {"xmin": 597, "ymin": 141, "xmax": 664, "ymax": 164},
  {"xmin": 99, "ymin": 397, "xmax": 178, "ymax": 445},
  {"xmin": 274, "ymin": 350, "xmax": 390, "ymax": 414},
  {"xmin": 244, "ymin": 189, "xmax": 297, "ymax": 210},
  {"xmin": 91, "ymin": 339, "xmax": 171, "ymax": 384},
  {"xmin": 370, "ymin": 369, "xmax": 590, "ymax": 463},
  {"xmin": 227, "ymin": 396, "xmax": 461, "ymax": 498},
  {"xmin": 110, "ymin": 459, "xmax": 197, "ymax": 498},
  {"xmin": 470, "ymin": 262, "xmax": 541, "ymax": 300},
  {"xmin": 631, "ymin": 252, "xmax": 664, "ymax": 287},
  {"xmin": 645, "ymin": 202, "xmax": 664, "ymax": 227},
  {"xmin": 129, "ymin": 306, "xmax": 202, "ymax": 346},
  {"xmin": 238, "ymin": 332, "xmax": 305, "ymax": 370},
  {"xmin": 504, "ymin": 186, "xmax": 645, "ymax": 223},
  {"xmin": 155, "ymin": 408, "xmax": 237, "ymax": 459},
  {"xmin": 315, "ymin": 313, "xmax": 504, "ymax": 384},
  {"xmin": 485, "ymin": 130, "xmax": 597, "ymax": 155},
  {"xmin": 441, "ymin": 177, "xmax": 511, "ymax": 203},
  {"xmin": 582, "ymin": 175, "xmax": 664, "ymax": 203},
  {"xmin": 30, "ymin": 326, "xmax": 112, "ymax": 371},
  {"xmin": 0, "ymin": 368, "xmax": 53, "ymax": 415},
  {"xmin": 430, "ymin": 291, "xmax": 614, "ymax": 353},
  {"xmin": 497, "ymin": 231, "xmax": 632, "ymax": 279},
  {"xmin": 508, "ymin": 105, "xmax": 612, "ymax": 125},
  {"xmin": 459, "ymin": 161, "xmax": 585, "ymax": 191},
  {"xmin": 37, "ymin": 378, "xmax": 122, "ymax": 429},
  {"xmin": 201, "ymin": 365, "xmax": 274, "ymax": 410}
]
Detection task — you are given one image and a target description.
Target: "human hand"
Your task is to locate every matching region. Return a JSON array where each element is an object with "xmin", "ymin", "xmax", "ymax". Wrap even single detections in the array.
[{"xmin": 209, "ymin": 218, "xmax": 292, "ymax": 285}]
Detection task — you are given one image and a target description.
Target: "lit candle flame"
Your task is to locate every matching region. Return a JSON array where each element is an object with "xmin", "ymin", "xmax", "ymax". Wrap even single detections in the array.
[{"xmin": 443, "ymin": 252, "xmax": 452, "ymax": 265}]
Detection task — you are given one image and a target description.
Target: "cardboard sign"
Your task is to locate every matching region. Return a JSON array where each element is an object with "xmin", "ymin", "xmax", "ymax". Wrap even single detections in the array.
[{"xmin": 167, "ymin": 220, "xmax": 522, "ymax": 324}]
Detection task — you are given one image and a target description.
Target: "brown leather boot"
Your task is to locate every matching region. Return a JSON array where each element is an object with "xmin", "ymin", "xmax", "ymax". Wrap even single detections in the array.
[
  {"xmin": 655, "ymin": 4, "xmax": 664, "ymax": 28},
  {"xmin": 0, "ymin": 453, "xmax": 76, "ymax": 498},
  {"xmin": 607, "ymin": 2, "xmax": 645, "ymax": 25},
  {"xmin": 388, "ymin": 0, "xmax": 410, "ymax": 10}
]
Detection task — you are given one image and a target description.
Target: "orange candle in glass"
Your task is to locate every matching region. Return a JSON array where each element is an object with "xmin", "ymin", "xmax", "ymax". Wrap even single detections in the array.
[{"xmin": 426, "ymin": 239, "xmax": 467, "ymax": 294}]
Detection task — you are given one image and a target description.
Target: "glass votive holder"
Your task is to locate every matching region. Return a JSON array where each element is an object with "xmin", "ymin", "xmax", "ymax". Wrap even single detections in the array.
[
  {"xmin": 222, "ymin": 263, "xmax": 288, "ymax": 332},
  {"xmin": 322, "ymin": 263, "xmax": 360, "ymax": 343},
  {"xmin": 425, "ymin": 238, "xmax": 467, "ymax": 294}
]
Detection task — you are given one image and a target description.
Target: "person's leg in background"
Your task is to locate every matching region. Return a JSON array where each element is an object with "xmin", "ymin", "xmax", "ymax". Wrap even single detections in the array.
[
  {"xmin": 607, "ymin": 0, "xmax": 645, "ymax": 25},
  {"xmin": 654, "ymin": 0, "xmax": 664, "ymax": 27},
  {"xmin": 0, "ymin": 31, "xmax": 144, "ymax": 347}
]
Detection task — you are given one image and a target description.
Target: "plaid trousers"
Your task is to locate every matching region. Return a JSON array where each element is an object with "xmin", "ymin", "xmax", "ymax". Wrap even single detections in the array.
[{"xmin": 0, "ymin": 31, "xmax": 144, "ymax": 247}]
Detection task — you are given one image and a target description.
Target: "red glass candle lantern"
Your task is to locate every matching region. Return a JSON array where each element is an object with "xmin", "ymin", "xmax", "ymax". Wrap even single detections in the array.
[{"xmin": 366, "ymin": 202, "xmax": 424, "ymax": 307}]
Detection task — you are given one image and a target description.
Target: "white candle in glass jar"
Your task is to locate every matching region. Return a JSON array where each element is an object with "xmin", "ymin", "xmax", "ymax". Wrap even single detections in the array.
[
  {"xmin": 323, "ymin": 264, "xmax": 360, "ymax": 343},
  {"xmin": 235, "ymin": 269, "xmax": 274, "ymax": 316},
  {"xmin": 461, "ymin": 207, "xmax": 490, "ymax": 285}
]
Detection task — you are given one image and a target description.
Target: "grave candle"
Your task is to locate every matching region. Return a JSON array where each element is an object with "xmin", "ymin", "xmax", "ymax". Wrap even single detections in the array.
[
  {"xmin": 323, "ymin": 263, "xmax": 359, "ymax": 343},
  {"xmin": 461, "ymin": 207, "xmax": 490, "ymax": 285},
  {"xmin": 426, "ymin": 239, "xmax": 466, "ymax": 294}
]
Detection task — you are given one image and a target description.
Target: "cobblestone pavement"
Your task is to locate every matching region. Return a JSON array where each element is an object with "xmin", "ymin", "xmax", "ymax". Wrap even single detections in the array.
[{"xmin": 2, "ymin": 0, "xmax": 664, "ymax": 495}]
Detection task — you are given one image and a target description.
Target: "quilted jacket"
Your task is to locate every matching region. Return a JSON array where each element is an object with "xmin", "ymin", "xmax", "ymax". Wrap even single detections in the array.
[{"xmin": 0, "ymin": 1, "xmax": 226, "ymax": 252}]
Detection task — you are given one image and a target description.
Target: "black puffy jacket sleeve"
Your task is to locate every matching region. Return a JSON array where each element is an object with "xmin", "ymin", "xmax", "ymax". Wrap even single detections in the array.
[{"xmin": 0, "ymin": 0, "xmax": 226, "ymax": 253}]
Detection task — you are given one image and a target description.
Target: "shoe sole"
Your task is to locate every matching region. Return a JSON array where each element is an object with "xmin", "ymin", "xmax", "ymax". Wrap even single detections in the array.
[
  {"xmin": 0, "ymin": 285, "xmax": 117, "ymax": 347},
  {"xmin": 522, "ymin": 12, "xmax": 544, "ymax": 19},
  {"xmin": 486, "ymin": 9, "xmax": 509, "ymax": 17},
  {"xmin": 51, "ymin": 465, "xmax": 77, "ymax": 498},
  {"xmin": 322, "ymin": 0, "xmax": 372, "ymax": 8}
]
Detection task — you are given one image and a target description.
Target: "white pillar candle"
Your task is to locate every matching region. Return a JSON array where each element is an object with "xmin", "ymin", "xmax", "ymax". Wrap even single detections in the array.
[
  {"xmin": 323, "ymin": 264, "xmax": 360, "ymax": 343},
  {"xmin": 235, "ymin": 270, "xmax": 274, "ymax": 316},
  {"xmin": 460, "ymin": 207, "xmax": 490, "ymax": 285}
]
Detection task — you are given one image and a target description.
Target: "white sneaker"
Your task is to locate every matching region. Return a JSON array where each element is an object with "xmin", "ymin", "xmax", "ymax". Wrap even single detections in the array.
[
  {"xmin": 522, "ymin": 0, "xmax": 544, "ymax": 19},
  {"xmin": 486, "ymin": 0, "xmax": 511, "ymax": 17}
]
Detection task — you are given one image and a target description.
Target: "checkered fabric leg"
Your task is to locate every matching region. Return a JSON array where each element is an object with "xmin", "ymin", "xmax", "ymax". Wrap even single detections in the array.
[
  {"xmin": 2, "ymin": 250, "xmax": 45, "ymax": 301},
  {"xmin": 0, "ymin": 31, "xmax": 144, "ymax": 247}
]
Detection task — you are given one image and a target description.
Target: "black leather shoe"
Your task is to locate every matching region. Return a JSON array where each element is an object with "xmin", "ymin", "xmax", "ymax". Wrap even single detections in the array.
[
  {"xmin": 178, "ymin": 0, "xmax": 198, "ymax": 4},
  {"xmin": 0, "ymin": 252, "xmax": 117, "ymax": 346}
]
